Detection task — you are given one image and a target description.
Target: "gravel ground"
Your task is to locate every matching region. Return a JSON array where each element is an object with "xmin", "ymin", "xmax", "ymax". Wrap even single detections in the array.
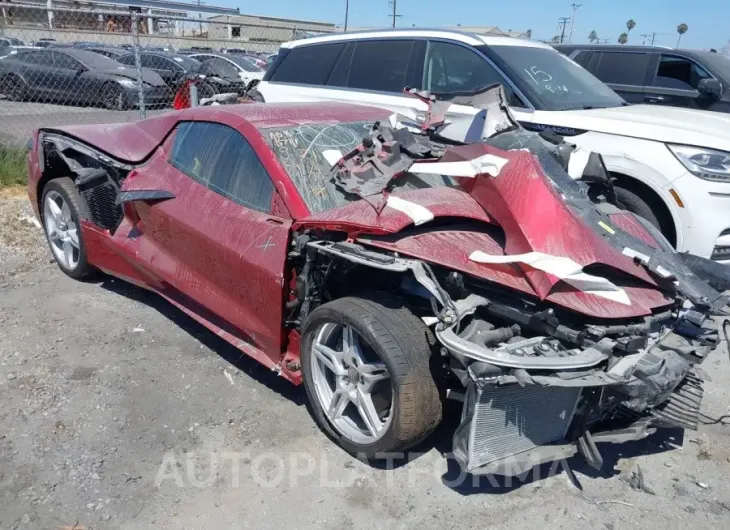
[{"xmin": 2, "ymin": 194, "xmax": 730, "ymax": 529}]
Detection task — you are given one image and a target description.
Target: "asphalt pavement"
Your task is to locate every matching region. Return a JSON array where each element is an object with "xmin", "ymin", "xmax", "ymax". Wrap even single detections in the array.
[{"xmin": 0, "ymin": 100, "xmax": 159, "ymax": 147}]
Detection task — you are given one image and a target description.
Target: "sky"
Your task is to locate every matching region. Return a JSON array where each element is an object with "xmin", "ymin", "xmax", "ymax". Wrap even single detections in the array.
[{"xmin": 207, "ymin": 0, "xmax": 728, "ymax": 50}]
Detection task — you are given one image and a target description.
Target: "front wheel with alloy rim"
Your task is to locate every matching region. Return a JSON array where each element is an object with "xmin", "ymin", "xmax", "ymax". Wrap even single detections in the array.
[
  {"xmin": 41, "ymin": 178, "xmax": 95, "ymax": 279},
  {"xmin": 101, "ymin": 82, "xmax": 127, "ymax": 111},
  {"xmin": 301, "ymin": 295, "xmax": 443, "ymax": 458}
]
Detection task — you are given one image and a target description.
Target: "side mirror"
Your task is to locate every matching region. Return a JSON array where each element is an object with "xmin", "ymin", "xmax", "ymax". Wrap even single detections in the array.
[{"xmin": 698, "ymin": 78, "xmax": 723, "ymax": 99}]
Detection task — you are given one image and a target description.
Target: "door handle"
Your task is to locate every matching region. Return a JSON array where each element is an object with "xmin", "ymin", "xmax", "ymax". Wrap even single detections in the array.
[
  {"xmin": 644, "ymin": 95, "xmax": 666, "ymax": 103},
  {"xmin": 265, "ymin": 217, "xmax": 284, "ymax": 225}
]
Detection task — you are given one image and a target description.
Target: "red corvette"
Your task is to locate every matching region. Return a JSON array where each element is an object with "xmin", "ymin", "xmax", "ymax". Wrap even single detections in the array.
[{"xmin": 26, "ymin": 92, "xmax": 727, "ymax": 475}]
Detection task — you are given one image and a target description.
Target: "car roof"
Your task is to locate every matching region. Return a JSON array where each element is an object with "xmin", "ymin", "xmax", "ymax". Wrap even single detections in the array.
[
  {"xmin": 554, "ymin": 44, "xmax": 679, "ymax": 53},
  {"xmin": 281, "ymin": 28, "xmax": 551, "ymax": 50},
  {"xmin": 186, "ymin": 101, "xmax": 392, "ymax": 129}
]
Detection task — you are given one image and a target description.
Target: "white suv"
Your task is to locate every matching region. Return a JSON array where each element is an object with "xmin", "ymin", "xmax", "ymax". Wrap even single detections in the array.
[{"xmin": 256, "ymin": 29, "xmax": 730, "ymax": 263}]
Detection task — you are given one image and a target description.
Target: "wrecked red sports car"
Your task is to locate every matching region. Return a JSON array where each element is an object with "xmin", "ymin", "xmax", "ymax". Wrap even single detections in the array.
[{"xmin": 26, "ymin": 87, "xmax": 729, "ymax": 476}]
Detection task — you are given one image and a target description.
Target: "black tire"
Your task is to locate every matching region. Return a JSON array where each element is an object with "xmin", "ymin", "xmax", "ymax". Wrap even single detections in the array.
[
  {"xmin": 101, "ymin": 82, "xmax": 127, "ymax": 111},
  {"xmin": 301, "ymin": 294, "xmax": 443, "ymax": 458},
  {"xmin": 198, "ymin": 82, "xmax": 216, "ymax": 101},
  {"xmin": 0, "ymin": 74, "xmax": 28, "ymax": 101},
  {"xmin": 614, "ymin": 186, "xmax": 662, "ymax": 230},
  {"xmin": 41, "ymin": 178, "xmax": 95, "ymax": 280}
]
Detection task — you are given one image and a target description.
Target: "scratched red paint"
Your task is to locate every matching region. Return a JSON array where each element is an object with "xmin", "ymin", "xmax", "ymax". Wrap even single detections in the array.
[{"xmin": 27, "ymin": 103, "xmax": 675, "ymax": 382}]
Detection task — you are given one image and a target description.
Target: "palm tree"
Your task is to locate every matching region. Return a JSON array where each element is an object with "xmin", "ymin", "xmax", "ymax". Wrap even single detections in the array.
[
  {"xmin": 588, "ymin": 30, "xmax": 598, "ymax": 43},
  {"xmin": 626, "ymin": 19, "xmax": 636, "ymax": 36},
  {"xmin": 677, "ymin": 23, "xmax": 688, "ymax": 47},
  {"xmin": 618, "ymin": 32, "xmax": 628, "ymax": 45},
  {"xmin": 526, "ymin": 29, "xmax": 532, "ymax": 39}
]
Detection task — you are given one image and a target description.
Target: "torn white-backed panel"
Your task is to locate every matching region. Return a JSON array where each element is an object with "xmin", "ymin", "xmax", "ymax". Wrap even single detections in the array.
[
  {"xmin": 385, "ymin": 196, "xmax": 435, "ymax": 226},
  {"xmin": 388, "ymin": 111, "xmax": 422, "ymax": 132},
  {"xmin": 567, "ymin": 147, "xmax": 592, "ymax": 180},
  {"xmin": 623, "ymin": 247, "xmax": 674, "ymax": 279},
  {"xmin": 410, "ymin": 153, "xmax": 509, "ymax": 178},
  {"xmin": 469, "ymin": 250, "xmax": 631, "ymax": 305},
  {"xmin": 421, "ymin": 316, "xmax": 439, "ymax": 326},
  {"xmin": 322, "ymin": 149, "xmax": 343, "ymax": 167}
]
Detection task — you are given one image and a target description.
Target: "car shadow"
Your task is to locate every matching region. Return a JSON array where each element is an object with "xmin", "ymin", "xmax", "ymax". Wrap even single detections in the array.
[{"xmin": 96, "ymin": 276, "xmax": 304, "ymax": 405}]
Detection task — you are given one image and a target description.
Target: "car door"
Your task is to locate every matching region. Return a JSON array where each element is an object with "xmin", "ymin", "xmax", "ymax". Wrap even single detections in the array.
[
  {"xmin": 17, "ymin": 50, "xmax": 56, "ymax": 96},
  {"xmin": 645, "ymin": 54, "xmax": 714, "ymax": 109},
  {"xmin": 50, "ymin": 52, "xmax": 88, "ymax": 104},
  {"xmin": 128, "ymin": 120, "xmax": 291, "ymax": 359},
  {"xmin": 591, "ymin": 51, "xmax": 653, "ymax": 104}
]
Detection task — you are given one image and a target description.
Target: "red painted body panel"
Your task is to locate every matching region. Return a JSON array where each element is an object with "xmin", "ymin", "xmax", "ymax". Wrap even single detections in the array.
[
  {"xmin": 295, "ymin": 187, "xmax": 495, "ymax": 235},
  {"xmin": 359, "ymin": 229, "xmax": 671, "ymax": 319},
  {"xmin": 43, "ymin": 112, "xmax": 181, "ymax": 162},
  {"xmin": 609, "ymin": 212, "xmax": 661, "ymax": 249}
]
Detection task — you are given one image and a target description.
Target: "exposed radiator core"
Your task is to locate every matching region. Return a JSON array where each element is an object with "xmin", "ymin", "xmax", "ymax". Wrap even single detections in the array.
[{"xmin": 455, "ymin": 384, "xmax": 581, "ymax": 471}]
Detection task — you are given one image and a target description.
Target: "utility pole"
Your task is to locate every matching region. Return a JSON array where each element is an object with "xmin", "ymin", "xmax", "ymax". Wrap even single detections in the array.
[
  {"xmin": 558, "ymin": 17, "xmax": 570, "ymax": 44},
  {"xmin": 640, "ymin": 32, "xmax": 656, "ymax": 45},
  {"xmin": 388, "ymin": 0, "xmax": 401, "ymax": 28},
  {"xmin": 344, "ymin": 0, "xmax": 349, "ymax": 32},
  {"xmin": 568, "ymin": 3, "xmax": 581, "ymax": 43},
  {"xmin": 196, "ymin": 0, "xmax": 205, "ymax": 36}
]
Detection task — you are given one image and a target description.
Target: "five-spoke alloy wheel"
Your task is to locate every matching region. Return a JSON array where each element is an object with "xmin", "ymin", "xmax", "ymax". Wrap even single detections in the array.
[
  {"xmin": 301, "ymin": 295, "xmax": 443, "ymax": 458},
  {"xmin": 41, "ymin": 178, "xmax": 94, "ymax": 279}
]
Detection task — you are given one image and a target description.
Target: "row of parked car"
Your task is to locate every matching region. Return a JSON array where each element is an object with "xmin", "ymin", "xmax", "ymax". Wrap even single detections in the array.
[{"xmin": 0, "ymin": 39, "xmax": 273, "ymax": 110}]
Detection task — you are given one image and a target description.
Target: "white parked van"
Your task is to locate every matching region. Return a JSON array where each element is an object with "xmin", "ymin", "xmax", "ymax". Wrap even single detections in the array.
[{"xmin": 255, "ymin": 29, "xmax": 730, "ymax": 263}]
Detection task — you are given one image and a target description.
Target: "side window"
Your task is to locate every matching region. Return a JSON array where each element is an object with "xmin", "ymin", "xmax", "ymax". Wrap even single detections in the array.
[
  {"xmin": 139, "ymin": 55, "xmax": 153, "ymax": 68},
  {"xmin": 327, "ymin": 42, "xmax": 353, "ymax": 87},
  {"xmin": 170, "ymin": 122, "xmax": 275, "ymax": 213},
  {"xmin": 653, "ymin": 55, "xmax": 712, "ymax": 90},
  {"xmin": 54, "ymin": 53, "xmax": 82, "ymax": 70},
  {"xmin": 116, "ymin": 55, "xmax": 134, "ymax": 66},
  {"xmin": 422, "ymin": 41, "xmax": 505, "ymax": 93},
  {"xmin": 348, "ymin": 40, "xmax": 414, "ymax": 92},
  {"xmin": 572, "ymin": 50, "xmax": 592, "ymax": 68},
  {"xmin": 21, "ymin": 51, "xmax": 54, "ymax": 66},
  {"xmin": 594, "ymin": 52, "xmax": 651, "ymax": 85},
  {"xmin": 270, "ymin": 43, "xmax": 344, "ymax": 85}
]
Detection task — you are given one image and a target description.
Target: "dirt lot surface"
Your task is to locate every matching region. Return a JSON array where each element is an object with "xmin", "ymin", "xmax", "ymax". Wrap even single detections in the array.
[{"xmin": 2, "ymin": 193, "xmax": 730, "ymax": 529}]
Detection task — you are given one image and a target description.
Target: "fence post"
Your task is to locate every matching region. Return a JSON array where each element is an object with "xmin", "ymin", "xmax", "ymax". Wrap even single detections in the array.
[{"xmin": 131, "ymin": 14, "xmax": 146, "ymax": 120}]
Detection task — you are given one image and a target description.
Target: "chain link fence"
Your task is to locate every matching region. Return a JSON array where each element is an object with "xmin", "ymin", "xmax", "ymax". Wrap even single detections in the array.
[{"xmin": 0, "ymin": 3, "xmax": 330, "ymax": 146}]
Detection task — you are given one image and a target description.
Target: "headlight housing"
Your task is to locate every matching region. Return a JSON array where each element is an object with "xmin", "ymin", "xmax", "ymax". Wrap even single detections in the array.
[
  {"xmin": 668, "ymin": 144, "xmax": 730, "ymax": 182},
  {"xmin": 117, "ymin": 78, "xmax": 140, "ymax": 88}
]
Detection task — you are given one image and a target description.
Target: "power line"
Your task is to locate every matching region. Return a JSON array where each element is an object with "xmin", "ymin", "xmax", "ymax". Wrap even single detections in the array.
[
  {"xmin": 568, "ymin": 3, "xmax": 581, "ymax": 43},
  {"xmin": 557, "ymin": 17, "xmax": 570, "ymax": 44},
  {"xmin": 640, "ymin": 32, "xmax": 656, "ymax": 45}
]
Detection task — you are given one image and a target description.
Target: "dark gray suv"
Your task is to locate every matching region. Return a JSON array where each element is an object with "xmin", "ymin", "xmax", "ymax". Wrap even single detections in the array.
[{"xmin": 555, "ymin": 45, "xmax": 730, "ymax": 113}]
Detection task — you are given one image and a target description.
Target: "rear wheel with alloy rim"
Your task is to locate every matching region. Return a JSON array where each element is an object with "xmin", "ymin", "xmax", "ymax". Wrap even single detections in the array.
[
  {"xmin": 301, "ymin": 295, "xmax": 443, "ymax": 457},
  {"xmin": 41, "ymin": 178, "xmax": 95, "ymax": 279}
]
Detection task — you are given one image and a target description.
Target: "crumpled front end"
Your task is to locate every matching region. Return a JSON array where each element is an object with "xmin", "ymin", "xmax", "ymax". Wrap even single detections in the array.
[
  {"xmin": 440, "ymin": 295, "xmax": 717, "ymax": 475},
  {"xmin": 291, "ymin": 84, "xmax": 729, "ymax": 476}
]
